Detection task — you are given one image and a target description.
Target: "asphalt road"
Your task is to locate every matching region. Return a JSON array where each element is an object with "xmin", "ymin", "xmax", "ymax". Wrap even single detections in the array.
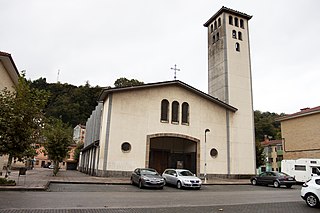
[{"xmin": 0, "ymin": 184, "xmax": 318, "ymax": 213}]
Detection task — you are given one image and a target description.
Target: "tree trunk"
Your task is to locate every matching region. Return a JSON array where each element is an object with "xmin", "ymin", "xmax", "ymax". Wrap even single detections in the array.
[{"xmin": 53, "ymin": 160, "xmax": 59, "ymax": 176}]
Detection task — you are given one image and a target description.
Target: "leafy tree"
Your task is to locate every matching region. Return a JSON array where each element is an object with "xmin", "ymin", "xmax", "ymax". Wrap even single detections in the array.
[
  {"xmin": 254, "ymin": 110, "xmax": 285, "ymax": 168},
  {"xmin": 254, "ymin": 110, "xmax": 283, "ymax": 142},
  {"xmin": 114, "ymin": 77, "xmax": 144, "ymax": 88},
  {"xmin": 43, "ymin": 118, "xmax": 73, "ymax": 176},
  {"xmin": 30, "ymin": 79, "xmax": 102, "ymax": 127},
  {"xmin": 255, "ymin": 141, "xmax": 266, "ymax": 168},
  {"xmin": 0, "ymin": 75, "xmax": 48, "ymax": 177}
]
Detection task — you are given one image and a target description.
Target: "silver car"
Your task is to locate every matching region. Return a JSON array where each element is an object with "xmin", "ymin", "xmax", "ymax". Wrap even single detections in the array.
[
  {"xmin": 162, "ymin": 169, "xmax": 202, "ymax": 189},
  {"xmin": 130, "ymin": 168, "xmax": 165, "ymax": 189}
]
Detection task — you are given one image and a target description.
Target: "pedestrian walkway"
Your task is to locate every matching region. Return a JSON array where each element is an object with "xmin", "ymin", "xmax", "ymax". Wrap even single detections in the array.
[{"xmin": 0, "ymin": 168, "xmax": 250, "ymax": 191}]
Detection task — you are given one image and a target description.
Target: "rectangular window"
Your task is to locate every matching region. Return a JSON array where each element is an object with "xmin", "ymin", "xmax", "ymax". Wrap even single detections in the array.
[
  {"xmin": 295, "ymin": 165, "xmax": 306, "ymax": 171},
  {"xmin": 240, "ymin": 19, "xmax": 244, "ymax": 28}
]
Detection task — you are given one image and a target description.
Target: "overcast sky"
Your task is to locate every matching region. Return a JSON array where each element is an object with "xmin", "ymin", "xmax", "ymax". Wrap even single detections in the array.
[{"xmin": 1, "ymin": 1, "xmax": 319, "ymax": 114}]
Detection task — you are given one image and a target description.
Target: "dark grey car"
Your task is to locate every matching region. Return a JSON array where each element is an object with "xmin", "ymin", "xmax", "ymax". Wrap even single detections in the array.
[
  {"xmin": 130, "ymin": 168, "xmax": 165, "ymax": 189},
  {"xmin": 250, "ymin": 171, "xmax": 296, "ymax": 188}
]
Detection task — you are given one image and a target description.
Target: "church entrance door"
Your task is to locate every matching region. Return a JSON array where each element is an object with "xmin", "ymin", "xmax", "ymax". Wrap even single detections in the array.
[{"xmin": 148, "ymin": 136, "xmax": 198, "ymax": 174}]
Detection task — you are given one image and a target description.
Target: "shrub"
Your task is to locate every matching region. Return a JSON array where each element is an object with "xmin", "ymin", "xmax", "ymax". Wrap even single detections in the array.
[{"xmin": 0, "ymin": 178, "xmax": 16, "ymax": 185}]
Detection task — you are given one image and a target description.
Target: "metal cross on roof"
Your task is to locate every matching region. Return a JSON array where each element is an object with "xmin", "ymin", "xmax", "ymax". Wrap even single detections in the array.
[{"xmin": 171, "ymin": 64, "xmax": 180, "ymax": 80}]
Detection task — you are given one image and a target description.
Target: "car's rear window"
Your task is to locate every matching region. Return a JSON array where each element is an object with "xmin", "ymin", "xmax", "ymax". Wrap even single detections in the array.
[
  {"xmin": 178, "ymin": 170, "xmax": 194, "ymax": 176},
  {"xmin": 141, "ymin": 169, "xmax": 158, "ymax": 175},
  {"xmin": 277, "ymin": 172, "xmax": 289, "ymax": 177}
]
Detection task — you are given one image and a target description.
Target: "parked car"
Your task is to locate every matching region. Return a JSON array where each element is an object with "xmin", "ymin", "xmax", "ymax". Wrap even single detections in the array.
[
  {"xmin": 250, "ymin": 171, "xmax": 296, "ymax": 188},
  {"xmin": 162, "ymin": 169, "xmax": 201, "ymax": 189},
  {"xmin": 48, "ymin": 164, "xmax": 54, "ymax": 169},
  {"xmin": 130, "ymin": 168, "xmax": 165, "ymax": 189},
  {"xmin": 301, "ymin": 176, "xmax": 320, "ymax": 208}
]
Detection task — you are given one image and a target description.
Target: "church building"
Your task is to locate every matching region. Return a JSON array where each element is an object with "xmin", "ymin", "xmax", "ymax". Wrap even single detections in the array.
[{"xmin": 79, "ymin": 7, "xmax": 256, "ymax": 178}]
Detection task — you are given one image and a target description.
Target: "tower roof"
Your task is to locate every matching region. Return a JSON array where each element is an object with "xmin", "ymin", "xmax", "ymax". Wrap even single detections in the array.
[{"xmin": 204, "ymin": 6, "xmax": 252, "ymax": 27}]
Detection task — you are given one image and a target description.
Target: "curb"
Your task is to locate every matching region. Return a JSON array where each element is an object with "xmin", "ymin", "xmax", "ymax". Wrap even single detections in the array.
[{"xmin": 0, "ymin": 181, "xmax": 251, "ymax": 191}]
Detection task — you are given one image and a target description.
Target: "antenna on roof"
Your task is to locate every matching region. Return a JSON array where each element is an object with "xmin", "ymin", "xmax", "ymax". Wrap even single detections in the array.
[{"xmin": 57, "ymin": 69, "xmax": 60, "ymax": 83}]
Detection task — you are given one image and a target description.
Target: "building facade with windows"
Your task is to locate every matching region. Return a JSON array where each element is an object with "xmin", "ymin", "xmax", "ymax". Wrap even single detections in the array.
[
  {"xmin": 259, "ymin": 137, "xmax": 283, "ymax": 173},
  {"xmin": 277, "ymin": 106, "xmax": 320, "ymax": 160},
  {"xmin": 73, "ymin": 124, "xmax": 86, "ymax": 144},
  {"xmin": 79, "ymin": 7, "xmax": 256, "ymax": 178}
]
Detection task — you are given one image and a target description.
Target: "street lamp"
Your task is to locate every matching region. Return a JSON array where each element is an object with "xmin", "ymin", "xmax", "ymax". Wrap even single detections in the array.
[{"xmin": 204, "ymin": 129, "xmax": 210, "ymax": 183}]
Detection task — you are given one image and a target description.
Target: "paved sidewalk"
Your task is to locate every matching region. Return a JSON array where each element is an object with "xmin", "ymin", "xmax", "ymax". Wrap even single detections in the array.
[{"xmin": 0, "ymin": 168, "xmax": 250, "ymax": 191}]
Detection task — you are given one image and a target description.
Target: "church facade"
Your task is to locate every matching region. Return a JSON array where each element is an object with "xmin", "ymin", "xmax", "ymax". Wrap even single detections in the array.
[{"xmin": 79, "ymin": 7, "xmax": 256, "ymax": 178}]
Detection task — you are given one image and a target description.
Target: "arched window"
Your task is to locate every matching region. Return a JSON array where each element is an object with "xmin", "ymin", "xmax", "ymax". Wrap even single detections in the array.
[
  {"xmin": 232, "ymin": 30, "xmax": 237, "ymax": 39},
  {"xmin": 171, "ymin": 101, "xmax": 179, "ymax": 123},
  {"xmin": 238, "ymin": 31, "xmax": 242, "ymax": 40},
  {"xmin": 217, "ymin": 32, "xmax": 220, "ymax": 41},
  {"xmin": 240, "ymin": 19, "xmax": 244, "ymax": 28},
  {"xmin": 214, "ymin": 21, "xmax": 217, "ymax": 30},
  {"xmin": 218, "ymin": 18, "xmax": 221, "ymax": 27},
  {"xmin": 210, "ymin": 24, "xmax": 213, "ymax": 33},
  {"xmin": 229, "ymin": 16, "xmax": 233, "ymax": 25},
  {"xmin": 235, "ymin": 42, "xmax": 240, "ymax": 52},
  {"xmin": 160, "ymin": 99, "xmax": 169, "ymax": 122},
  {"xmin": 234, "ymin": 17, "xmax": 239, "ymax": 27},
  {"xmin": 182, "ymin": 102, "xmax": 189, "ymax": 124}
]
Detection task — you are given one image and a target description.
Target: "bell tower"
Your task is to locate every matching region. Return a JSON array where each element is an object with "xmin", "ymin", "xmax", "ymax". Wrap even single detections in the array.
[{"xmin": 204, "ymin": 7, "xmax": 255, "ymax": 176}]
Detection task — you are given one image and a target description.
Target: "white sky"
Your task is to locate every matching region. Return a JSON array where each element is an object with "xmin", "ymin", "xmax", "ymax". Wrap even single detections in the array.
[{"xmin": 1, "ymin": 0, "xmax": 320, "ymax": 114}]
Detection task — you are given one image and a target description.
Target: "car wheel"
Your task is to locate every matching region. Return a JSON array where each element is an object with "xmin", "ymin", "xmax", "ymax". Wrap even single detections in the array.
[
  {"xmin": 177, "ymin": 181, "xmax": 182, "ymax": 189},
  {"xmin": 139, "ymin": 180, "xmax": 144, "ymax": 189},
  {"xmin": 251, "ymin": 179, "xmax": 257, "ymax": 186},
  {"xmin": 306, "ymin": 193, "xmax": 319, "ymax": 208},
  {"xmin": 273, "ymin": 181, "xmax": 280, "ymax": 188},
  {"xmin": 286, "ymin": 184, "xmax": 292, "ymax": 188}
]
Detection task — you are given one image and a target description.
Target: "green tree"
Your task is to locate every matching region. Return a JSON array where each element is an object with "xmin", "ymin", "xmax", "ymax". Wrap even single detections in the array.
[
  {"xmin": 255, "ymin": 141, "xmax": 266, "ymax": 168},
  {"xmin": 114, "ymin": 77, "xmax": 144, "ymax": 88},
  {"xmin": 0, "ymin": 75, "xmax": 48, "ymax": 177},
  {"xmin": 30, "ymin": 79, "xmax": 102, "ymax": 127},
  {"xmin": 43, "ymin": 118, "xmax": 73, "ymax": 176},
  {"xmin": 254, "ymin": 110, "xmax": 284, "ymax": 142},
  {"xmin": 254, "ymin": 110, "xmax": 285, "ymax": 168}
]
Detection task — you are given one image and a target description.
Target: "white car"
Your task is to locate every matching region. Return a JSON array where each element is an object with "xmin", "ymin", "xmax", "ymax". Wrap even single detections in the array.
[
  {"xmin": 301, "ymin": 176, "xmax": 320, "ymax": 208},
  {"xmin": 162, "ymin": 169, "xmax": 202, "ymax": 189}
]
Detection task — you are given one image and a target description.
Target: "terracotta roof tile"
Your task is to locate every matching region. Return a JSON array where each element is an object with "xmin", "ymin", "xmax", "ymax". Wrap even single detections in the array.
[{"xmin": 277, "ymin": 106, "xmax": 320, "ymax": 121}]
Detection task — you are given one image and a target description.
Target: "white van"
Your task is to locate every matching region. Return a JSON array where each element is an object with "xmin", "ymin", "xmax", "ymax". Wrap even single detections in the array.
[{"xmin": 281, "ymin": 158, "xmax": 320, "ymax": 182}]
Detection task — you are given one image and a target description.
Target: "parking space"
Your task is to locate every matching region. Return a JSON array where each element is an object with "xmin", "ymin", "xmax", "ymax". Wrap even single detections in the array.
[{"xmin": 48, "ymin": 183, "xmax": 302, "ymax": 192}]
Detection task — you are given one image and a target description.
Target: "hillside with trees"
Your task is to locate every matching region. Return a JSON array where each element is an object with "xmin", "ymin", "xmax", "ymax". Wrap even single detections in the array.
[{"xmin": 29, "ymin": 77, "xmax": 144, "ymax": 128}]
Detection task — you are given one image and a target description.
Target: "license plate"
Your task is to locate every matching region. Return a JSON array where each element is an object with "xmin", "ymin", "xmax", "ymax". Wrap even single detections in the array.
[{"xmin": 288, "ymin": 178, "xmax": 293, "ymax": 180}]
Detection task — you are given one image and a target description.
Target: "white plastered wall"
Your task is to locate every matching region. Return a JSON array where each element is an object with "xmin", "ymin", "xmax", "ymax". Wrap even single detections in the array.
[{"xmin": 100, "ymin": 85, "xmax": 232, "ymax": 175}]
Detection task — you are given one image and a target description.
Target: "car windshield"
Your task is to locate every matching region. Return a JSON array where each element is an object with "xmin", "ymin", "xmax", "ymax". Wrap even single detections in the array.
[
  {"xmin": 141, "ymin": 169, "xmax": 158, "ymax": 175},
  {"xmin": 178, "ymin": 170, "xmax": 194, "ymax": 176}
]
